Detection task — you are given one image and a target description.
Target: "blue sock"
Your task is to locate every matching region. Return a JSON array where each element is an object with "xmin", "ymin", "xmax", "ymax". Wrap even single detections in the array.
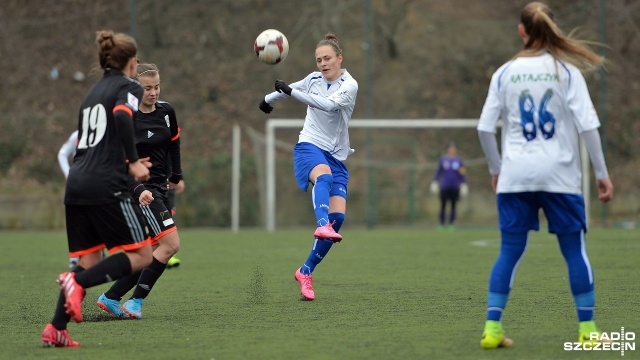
[
  {"xmin": 328, "ymin": 212, "xmax": 345, "ymax": 232},
  {"xmin": 486, "ymin": 231, "xmax": 528, "ymax": 321},
  {"xmin": 487, "ymin": 292, "xmax": 509, "ymax": 321},
  {"xmin": 301, "ymin": 213, "xmax": 344, "ymax": 275},
  {"xmin": 312, "ymin": 174, "xmax": 332, "ymax": 227},
  {"xmin": 558, "ymin": 231, "xmax": 595, "ymax": 322}
]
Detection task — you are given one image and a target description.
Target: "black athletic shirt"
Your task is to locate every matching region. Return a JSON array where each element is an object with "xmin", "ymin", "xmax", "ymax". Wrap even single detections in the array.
[
  {"xmin": 65, "ymin": 69, "xmax": 143, "ymax": 205},
  {"xmin": 129, "ymin": 100, "xmax": 182, "ymax": 198}
]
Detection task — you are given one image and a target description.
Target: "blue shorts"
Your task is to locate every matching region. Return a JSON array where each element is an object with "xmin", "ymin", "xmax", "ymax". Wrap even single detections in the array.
[
  {"xmin": 497, "ymin": 192, "xmax": 586, "ymax": 234},
  {"xmin": 293, "ymin": 142, "xmax": 349, "ymax": 198}
]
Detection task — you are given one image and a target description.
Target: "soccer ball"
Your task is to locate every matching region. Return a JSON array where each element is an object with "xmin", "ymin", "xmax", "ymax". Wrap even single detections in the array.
[{"xmin": 254, "ymin": 29, "xmax": 289, "ymax": 65}]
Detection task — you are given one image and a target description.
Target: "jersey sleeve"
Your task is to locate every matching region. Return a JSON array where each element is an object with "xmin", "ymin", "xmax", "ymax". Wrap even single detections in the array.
[
  {"xmin": 477, "ymin": 70, "xmax": 503, "ymax": 133},
  {"xmin": 567, "ymin": 68, "xmax": 600, "ymax": 133},
  {"xmin": 264, "ymin": 77, "xmax": 307, "ymax": 104},
  {"xmin": 327, "ymin": 80, "xmax": 358, "ymax": 108},
  {"xmin": 57, "ymin": 131, "xmax": 78, "ymax": 178},
  {"xmin": 114, "ymin": 81, "xmax": 143, "ymax": 162},
  {"xmin": 290, "ymin": 79, "xmax": 358, "ymax": 112},
  {"xmin": 115, "ymin": 81, "xmax": 143, "ymax": 114},
  {"xmin": 128, "ymin": 176, "xmax": 147, "ymax": 199},
  {"xmin": 165, "ymin": 103, "xmax": 183, "ymax": 183},
  {"xmin": 264, "ymin": 90, "xmax": 290, "ymax": 103}
]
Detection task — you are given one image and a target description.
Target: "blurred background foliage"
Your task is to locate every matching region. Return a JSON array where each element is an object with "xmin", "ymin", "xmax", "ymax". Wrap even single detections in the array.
[{"xmin": 1, "ymin": 0, "xmax": 638, "ymax": 229}]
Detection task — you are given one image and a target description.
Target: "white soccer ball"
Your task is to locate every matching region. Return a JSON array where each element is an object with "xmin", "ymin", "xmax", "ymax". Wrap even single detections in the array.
[{"xmin": 254, "ymin": 29, "xmax": 289, "ymax": 65}]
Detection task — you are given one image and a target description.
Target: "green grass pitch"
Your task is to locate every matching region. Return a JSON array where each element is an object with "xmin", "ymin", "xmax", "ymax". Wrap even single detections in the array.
[{"xmin": 1, "ymin": 227, "xmax": 638, "ymax": 359}]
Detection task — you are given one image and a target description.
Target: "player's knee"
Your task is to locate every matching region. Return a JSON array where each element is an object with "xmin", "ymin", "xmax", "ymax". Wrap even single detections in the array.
[
  {"xmin": 155, "ymin": 239, "xmax": 180, "ymax": 261},
  {"xmin": 316, "ymin": 173, "xmax": 333, "ymax": 186},
  {"xmin": 128, "ymin": 246, "xmax": 153, "ymax": 271}
]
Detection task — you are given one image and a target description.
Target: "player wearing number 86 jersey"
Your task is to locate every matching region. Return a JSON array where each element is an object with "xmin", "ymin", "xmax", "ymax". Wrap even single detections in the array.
[
  {"xmin": 477, "ymin": 53, "xmax": 601, "ymax": 194},
  {"xmin": 476, "ymin": 2, "xmax": 614, "ymax": 350}
]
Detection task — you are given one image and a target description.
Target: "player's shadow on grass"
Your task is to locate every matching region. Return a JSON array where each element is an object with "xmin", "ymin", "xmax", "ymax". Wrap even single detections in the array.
[{"xmin": 82, "ymin": 312, "xmax": 135, "ymax": 323}]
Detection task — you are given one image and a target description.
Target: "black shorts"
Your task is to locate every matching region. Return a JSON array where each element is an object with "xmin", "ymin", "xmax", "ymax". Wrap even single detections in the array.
[
  {"xmin": 65, "ymin": 199, "xmax": 150, "ymax": 257},
  {"xmin": 440, "ymin": 188, "xmax": 460, "ymax": 203},
  {"xmin": 137, "ymin": 185, "xmax": 177, "ymax": 243},
  {"xmin": 167, "ymin": 189, "xmax": 177, "ymax": 212}
]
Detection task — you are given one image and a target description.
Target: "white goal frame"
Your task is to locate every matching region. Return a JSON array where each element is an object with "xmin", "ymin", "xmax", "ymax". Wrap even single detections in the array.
[{"xmin": 258, "ymin": 118, "xmax": 590, "ymax": 232}]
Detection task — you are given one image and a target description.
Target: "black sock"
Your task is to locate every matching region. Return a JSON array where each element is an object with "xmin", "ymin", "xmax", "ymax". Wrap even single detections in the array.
[
  {"xmin": 104, "ymin": 271, "xmax": 142, "ymax": 300},
  {"xmin": 51, "ymin": 266, "xmax": 85, "ymax": 330},
  {"xmin": 131, "ymin": 256, "xmax": 166, "ymax": 299},
  {"xmin": 74, "ymin": 252, "xmax": 132, "ymax": 288}
]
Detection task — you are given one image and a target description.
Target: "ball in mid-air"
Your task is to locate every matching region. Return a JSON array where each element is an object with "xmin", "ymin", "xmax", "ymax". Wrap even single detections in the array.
[{"xmin": 254, "ymin": 29, "xmax": 289, "ymax": 65}]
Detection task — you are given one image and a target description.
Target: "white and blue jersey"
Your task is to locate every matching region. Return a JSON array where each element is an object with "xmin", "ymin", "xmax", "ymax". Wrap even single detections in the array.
[
  {"xmin": 57, "ymin": 130, "xmax": 79, "ymax": 178},
  {"xmin": 265, "ymin": 69, "xmax": 358, "ymax": 161},
  {"xmin": 478, "ymin": 53, "xmax": 603, "ymax": 233},
  {"xmin": 478, "ymin": 53, "xmax": 600, "ymax": 195}
]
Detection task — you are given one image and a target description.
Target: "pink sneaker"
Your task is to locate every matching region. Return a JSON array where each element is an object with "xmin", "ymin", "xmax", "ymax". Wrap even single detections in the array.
[
  {"xmin": 41, "ymin": 323, "xmax": 80, "ymax": 348},
  {"xmin": 294, "ymin": 268, "xmax": 315, "ymax": 300},
  {"xmin": 57, "ymin": 272, "xmax": 85, "ymax": 323},
  {"xmin": 313, "ymin": 222, "xmax": 342, "ymax": 242}
]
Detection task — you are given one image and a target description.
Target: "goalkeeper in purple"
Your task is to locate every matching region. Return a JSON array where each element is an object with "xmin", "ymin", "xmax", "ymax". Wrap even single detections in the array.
[
  {"xmin": 477, "ymin": 2, "xmax": 614, "ymax": 349},
  {"xmin": 259, "ymin": 33, "xmax": 358, "ymax": 301},
  {"xmin": 432, "ymin": 141, "xmax": 467, "ymax": 230}
]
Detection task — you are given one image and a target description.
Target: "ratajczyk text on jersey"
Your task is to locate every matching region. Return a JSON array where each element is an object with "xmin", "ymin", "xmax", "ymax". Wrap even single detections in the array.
[{"xmin": 477, "ymin": 53, "xmax": 600, "ymax": 195}]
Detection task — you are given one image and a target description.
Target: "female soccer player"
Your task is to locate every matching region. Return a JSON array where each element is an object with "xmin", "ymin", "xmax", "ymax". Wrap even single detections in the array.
[
  {"xmin": 58, "ymin": 130, "xmax": 110, "ymax": 269},
  {"xmin": 42, "ymin": 30, "xmax": 153, "ymax": 347},
  {"xmin": 57, "ymin": 130, "xmax": 78, "ymax": 180},
  {"xmin": 477, "ymin": 2, "xmax": 614, "ymax": 349},
  {"xmin": 96, "ymin": 63, "xmax": 183, "ymax": 319},
  {"xmin": 431, "ymin": 141, "xmax": 467, "ymax": 231},
  {"xmin": 57, "ymin": 130, "xmax": 80, "ymax": 269},
  {"xmin": 259, "ymin": 33, "xmax": 358, "ymax": 300}
]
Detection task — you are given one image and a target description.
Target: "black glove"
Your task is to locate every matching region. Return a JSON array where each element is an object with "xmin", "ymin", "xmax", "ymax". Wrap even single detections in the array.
[
  {"xmin": 259, "ymin": 99, "xmax": 273, "ymax": 114},
  {"xmin": 275, "ymin": 80, "xmax": 292, "ymax": 96}
]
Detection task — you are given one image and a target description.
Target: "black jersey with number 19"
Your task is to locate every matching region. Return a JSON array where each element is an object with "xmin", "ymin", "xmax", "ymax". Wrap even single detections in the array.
[{"xmin": 65, "ymin": 69, "xmax": 143, "ymax": 205}]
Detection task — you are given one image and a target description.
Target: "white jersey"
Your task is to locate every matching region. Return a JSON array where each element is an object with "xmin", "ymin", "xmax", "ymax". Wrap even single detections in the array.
[
  {"xmin": 477, "ymin": 53, "xmax": 600, "ymax": 194},
  {"xmin": 265, "ymin": 69, "xmax": 358, "ymax": 161},
  {"xmin": 57, "ymin": 130, "xmax": 78, "ymax": 178}
]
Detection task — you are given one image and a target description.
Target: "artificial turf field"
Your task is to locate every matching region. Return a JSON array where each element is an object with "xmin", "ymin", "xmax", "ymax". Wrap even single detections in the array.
[{"xmin": 1, "ymin": 227, "xmax": 638, "ymax": 360}]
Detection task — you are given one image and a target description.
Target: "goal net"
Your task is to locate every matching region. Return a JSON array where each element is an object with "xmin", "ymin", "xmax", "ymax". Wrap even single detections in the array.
[{"xmin": 242, "ymin": 119, "xmax": 591, "ymax": 231}]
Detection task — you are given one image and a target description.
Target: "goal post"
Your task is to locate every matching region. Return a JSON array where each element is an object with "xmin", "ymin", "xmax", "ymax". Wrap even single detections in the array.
[{"xmin": 260, "ymin": 118, "xmax": 590, "ymax": 232}]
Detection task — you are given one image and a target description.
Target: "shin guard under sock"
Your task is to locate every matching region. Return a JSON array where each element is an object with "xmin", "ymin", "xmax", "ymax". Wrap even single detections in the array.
[
  {"xmin": 312, "ymin": 174, "xmax": 332, "ymax": 227},
  {"xmin": 131, "ymin": 256, "xmax": 167, "ymax": 299},
  {"xmin": 74, "ymin": 252, "xmax": 132, "ymax": 288}
]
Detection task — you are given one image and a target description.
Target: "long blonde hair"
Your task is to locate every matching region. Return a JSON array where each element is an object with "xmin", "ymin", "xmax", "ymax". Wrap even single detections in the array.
[{"xmin": 514, "ymin": 2, "xmax": 604, "ymax": 72}]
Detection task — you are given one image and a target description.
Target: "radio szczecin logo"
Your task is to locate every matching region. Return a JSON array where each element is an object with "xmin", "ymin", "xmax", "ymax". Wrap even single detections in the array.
[{"xmin": 564, "ymin": 328, "xmax": 636, "ymax": 356}]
